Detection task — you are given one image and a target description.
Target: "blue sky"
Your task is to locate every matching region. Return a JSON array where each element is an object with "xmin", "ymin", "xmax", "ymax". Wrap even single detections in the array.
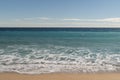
[{"xmin": 0, "ymin": 0, "xmax": 120, "ymax": 27}]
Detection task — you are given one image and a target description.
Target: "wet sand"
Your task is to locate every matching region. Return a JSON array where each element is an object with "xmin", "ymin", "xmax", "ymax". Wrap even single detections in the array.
[{"xmin": 0, "ymin": 72, "xmax": 120, "ymax": 80}]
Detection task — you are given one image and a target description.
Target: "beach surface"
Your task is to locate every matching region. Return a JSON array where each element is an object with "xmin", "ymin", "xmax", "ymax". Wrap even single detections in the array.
[{"xmin": 0, "ymin": 73, "xmax": 120, "ymax": 80}]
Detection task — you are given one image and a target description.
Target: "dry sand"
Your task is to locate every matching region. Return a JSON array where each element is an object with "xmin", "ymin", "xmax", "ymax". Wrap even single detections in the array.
[{"xmin": 0, "ymin": 72, "xmax": 120, "ymax": 80}]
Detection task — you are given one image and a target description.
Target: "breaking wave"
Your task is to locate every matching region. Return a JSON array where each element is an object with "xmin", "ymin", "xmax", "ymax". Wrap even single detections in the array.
[{"xmin": 0, "ymin": 45, "xmax": 120, "ymax": 74}]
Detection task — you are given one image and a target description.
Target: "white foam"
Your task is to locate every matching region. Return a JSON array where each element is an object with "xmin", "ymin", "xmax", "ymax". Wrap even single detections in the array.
[
  {"xmin": 0, "ymin": 49, "xmax": 4, "ymax": 54},
  {"xmin": 0, "ymin": 45, "xmax": 120, "ymax": 74}
]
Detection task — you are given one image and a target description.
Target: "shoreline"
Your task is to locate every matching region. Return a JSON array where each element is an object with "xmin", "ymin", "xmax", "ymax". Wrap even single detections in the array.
[{"xmin": 1, "ymin": 72, "xmax": 120, "ymax": 80}]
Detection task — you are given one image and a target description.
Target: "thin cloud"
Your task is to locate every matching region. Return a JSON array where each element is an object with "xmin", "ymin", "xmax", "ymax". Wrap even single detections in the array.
[
  {"xmin": 62, "ymin": 18, "xmax": 120, "ymax": 22},
  {"xmin": 1, "ymin": 21, "xmax": 120, "ymax": 27},
  {"xmin": 14, "ymin": 17, "xmax": 51, "ymax": 22},
  {"xmin": 1, "ymin": 17, "xmax": 120, "ymax": 27},
  {"xmin": 14, "ymin": 17, "xmax": 120, "ymax": 22},
  {"xmin": 38, "ymin": 17, "xmax": 50, "ymax": 20},
  {"xmin": 98, "ymin": 18, "xmax": 120, "ymax": 22},
  {"xmin": 63, "ymin": 18, "xmax": 81, "ymax": 21}
]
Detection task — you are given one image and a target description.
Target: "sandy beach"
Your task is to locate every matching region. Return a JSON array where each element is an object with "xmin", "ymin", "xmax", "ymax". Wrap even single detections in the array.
[{"xmin": 0, "ymin": 72, "xmax": 120, "ymax": 80}]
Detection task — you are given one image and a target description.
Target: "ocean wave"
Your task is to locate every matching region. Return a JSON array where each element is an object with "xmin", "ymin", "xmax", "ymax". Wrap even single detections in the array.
[{"xmin": 0, "ymin": 45, "xmax": 120, "ymax": 74}]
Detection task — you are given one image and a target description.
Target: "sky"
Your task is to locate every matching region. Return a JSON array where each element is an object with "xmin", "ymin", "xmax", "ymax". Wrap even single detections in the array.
[{"xmin": 1, "ymin": 0, "xmax": 120, "ymax": 27}]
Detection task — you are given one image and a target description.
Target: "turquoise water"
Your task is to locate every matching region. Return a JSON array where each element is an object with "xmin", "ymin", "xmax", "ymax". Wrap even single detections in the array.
[{"xmin": 0, "ymin": 29, "xmax": 120, "ymax": 74}]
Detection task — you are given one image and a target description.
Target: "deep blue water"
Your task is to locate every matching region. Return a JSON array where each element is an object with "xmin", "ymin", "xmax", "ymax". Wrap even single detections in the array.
[{"xmin": 0, "ymin": 28, "xmax": 120, "ymax": 74}]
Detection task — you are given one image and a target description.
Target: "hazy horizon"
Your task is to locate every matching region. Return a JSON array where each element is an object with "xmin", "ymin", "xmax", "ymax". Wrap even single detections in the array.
[{"xmin": 1, "ymin": 0, "xmax": 120, "ymax": 27}]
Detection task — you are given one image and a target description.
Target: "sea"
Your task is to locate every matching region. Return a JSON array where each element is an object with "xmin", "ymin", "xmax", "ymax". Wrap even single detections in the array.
[{"xmin": 0, "ymin": 28, "xmax": 120, "ymax": 74}]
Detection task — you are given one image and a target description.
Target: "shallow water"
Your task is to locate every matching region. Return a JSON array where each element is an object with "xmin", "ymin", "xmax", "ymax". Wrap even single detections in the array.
[{"xmin": 0, "ymin": 28, "xmax": 120, "ymax": 74}]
